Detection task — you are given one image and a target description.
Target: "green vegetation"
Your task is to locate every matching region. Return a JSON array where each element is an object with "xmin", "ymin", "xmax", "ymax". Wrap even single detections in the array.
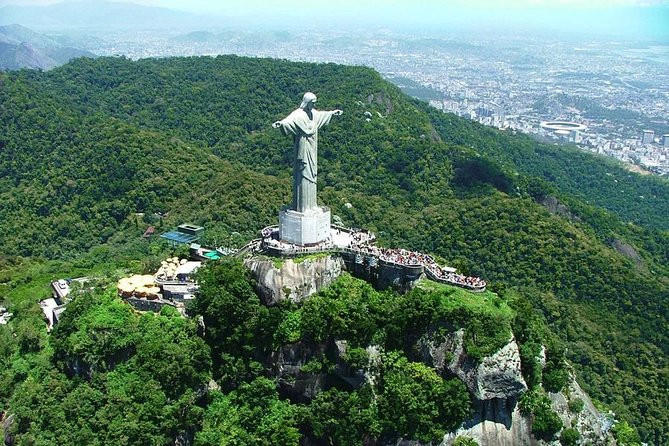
[
  {"xmin": 187, "ymin": 259, "xmax": 278, "ymax": 389},
  {"xmin": 376, "ymin": 352, "xmax": 471, "ymax": 443},
  {"xmin": 568, "ymin": 397, "xmax": 584, "ymax": 414},
  {"xmin": 301, "ymin": 387, "xmax": 380, "ymax": 446},
  {"xmin": 183, "ymin": 260, "xmax": 474, "ymax": 444},
  {"xmin": 613, "ymin": 421, "xmax": 642, "ymax": 446},
  {"xmin": 196, "ymin": 378, "xmax": 301, "ymax": 446},
  {"xmin": 7, "ymin": 290, "xmax": 211, "ymax": 445},
  {"xmin": 287, "ymin": 273, "xmax": 512, "ymax": 361},
  {"xmin": 519, "ymin": 388, "xmax": 563, "ymax": 440},
  {"xmin": 453, "ymin": 436, "xmax": 479, "ymax": 446},
  {"xmin": 0, "ymin": 55, "xmax": 667, "ymax": 443},
  {"xmin": 560, "ymin": 427, "xmax": 580, "ymax": 446},
  {"xmin": 424, "ymin": 104, "xmax": 669, "ymax": 233},
  {"xmin": 292, "ymin": 252, "xmax": 332, "ymax": 263}
]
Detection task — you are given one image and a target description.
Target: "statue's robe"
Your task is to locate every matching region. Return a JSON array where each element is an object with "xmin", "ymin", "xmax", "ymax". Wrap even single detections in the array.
[{"xmin": 277, "ymin": 108, "xmax": 336, "ymax": 213}]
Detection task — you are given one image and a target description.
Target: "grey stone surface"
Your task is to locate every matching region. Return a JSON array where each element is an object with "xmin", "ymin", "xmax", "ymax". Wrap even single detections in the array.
[
  {"xmin": 331, "ymin": 339, "xmax": 369, "ymax": 389},
  {"xmin": 611, "ymin": 238, "xmax": 643, "ymax": 266},
  {"xmin": 2, "ymin": 413, "xmax": 14, "ymax": 446},
  {"xmin": 272, "ymin": 341, "xmax": 328, "ymax": 403},
  {"xmin": 548, "ymin": 377, "xmax": 616, "ymax": 445},
  {"xmin": 245, "ymin": 255, "xmax": 344, "ymax": 305},
  {"xmin": 418, "ymin": 330, "xmax": 527, "ymax": 401},
  {"xmin": 443, "ymin": 399, "xmax": 533, "ymax": 446},
  {"xmin": 541, "ymin": 195, "xmax": 579, "ymax": 221}
]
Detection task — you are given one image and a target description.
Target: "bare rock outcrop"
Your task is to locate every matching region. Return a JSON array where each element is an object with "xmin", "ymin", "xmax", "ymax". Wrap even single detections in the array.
[
  {"xmin": 272, "ymin": 341, "xmax": 329, "ymax": 403},
  {"xmin": 272, "ymin": 339, "xmax": 381, "ymax": 404},
  {"xmin": 541, "ymin": 196, "xmax": 579, "ymax": 221},
  {"xmin": 610, "ymin": 238, "xmax": 643, "ymax": 266},
  {"xmin": 418, "ymin": 330, "xmax": 527, "ymax": 401},
  {"xmin": 548, "ymin": 377, "xmax": 616, "ymax": 445},
  {"xmin": 419, "ymin": 331, "xmax": 532, "ymax": 445},
  {"xmin": 245, "ymin": 255, "xmax": 344, "ymax": 306},
  {"xmin": 2, "ymin": 413, "xmax": 14, "ymax": 446},
  {"xmin": 443, "ymin": 399, "xmax": 533, "ymax": 446}
]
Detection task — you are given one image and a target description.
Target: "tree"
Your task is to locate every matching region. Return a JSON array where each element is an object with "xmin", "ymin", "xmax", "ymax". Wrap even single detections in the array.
[
  {"xmin": 519, "ymin": 388, "xmax": 563, "ymax": 441},
  {"xmin": 560, "ymin": 427, "xmax": 580, "ymax": 446},
  {"xmin": 188, "ymin": 259, "xmax": 277, "ymax": 387},
  {"xmin": 304, "ymin": 386, "xmax": 380, "ymax": 446},
  {"xmin": 612, "ymin": 421, "xmax": 641, "ymax": 446},
  {"xmin": 376, "ymin": 352, "xmax": 471, "ymax": 443},
  {"xmin": 196, "ymin": 378, "xmax": 300, "ymax": 446}
]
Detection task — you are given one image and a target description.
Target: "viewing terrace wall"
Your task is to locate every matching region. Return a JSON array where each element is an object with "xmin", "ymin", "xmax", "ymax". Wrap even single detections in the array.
[{"xmin": 253, "ymin": 225, "xmax": 486, "ymax": 293}]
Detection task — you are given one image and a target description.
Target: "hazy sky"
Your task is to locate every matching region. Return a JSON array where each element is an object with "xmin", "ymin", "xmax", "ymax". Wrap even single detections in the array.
[
  {"xmin": 1, "ymin": 0, "xmax": 668, "ymax": 38},
  {"xmin": 2, "ymin": 0, "xmax": 668, "ymax": 8}
]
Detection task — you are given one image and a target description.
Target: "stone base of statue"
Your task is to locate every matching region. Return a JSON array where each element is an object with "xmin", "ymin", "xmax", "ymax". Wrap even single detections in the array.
[{"xmin": 279, "ymin": 206, "xmax": 331, "ymax": 246}]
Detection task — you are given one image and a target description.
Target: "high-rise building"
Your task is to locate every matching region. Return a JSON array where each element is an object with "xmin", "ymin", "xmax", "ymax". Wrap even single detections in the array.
[
  {"xmin": 662, "ymin": 134, "xmax": 669, "ymax": 148},
  {"xmin": 476, "ymin": 106, "xmax": 493, "ymax": 118},
  {"xmin": 642, "ymin": 129, "xmax": 655, "ymax": 145}
]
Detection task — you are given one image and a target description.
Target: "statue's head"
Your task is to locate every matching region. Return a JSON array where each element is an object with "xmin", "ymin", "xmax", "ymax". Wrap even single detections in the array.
[{"xmin": 300, "ymin": 92, "xmax": 317, "ymax": 110}]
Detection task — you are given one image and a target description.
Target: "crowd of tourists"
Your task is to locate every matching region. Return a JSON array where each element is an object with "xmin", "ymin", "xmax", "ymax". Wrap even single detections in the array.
[
  {"xmin": 348, "ymin": 232, "xmax": 486, "ymax": 290},
  {"xmin": 355, "ymin": 246, "xmax": 432, "ymax": 267},
  {"xmin": 424, "ymin": 263, "xmax": 487, "ymax": 290},
  {"xmin": 257, "ymin": 226, "xmax": 486, "ymax": 291},
  {"xmin": 348, "ymin": 228, "xmax": 376, "ymax": 246}
]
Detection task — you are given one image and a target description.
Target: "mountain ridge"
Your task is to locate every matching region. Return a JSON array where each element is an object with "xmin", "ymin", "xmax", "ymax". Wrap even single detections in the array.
[
  {"xmin": 0, "ymin": 0, "xmax": 221, "ymax": 31},
  {"xmin": 0, "ymin": 55, "xmax": 666, "ymax": 444},
  {"xmin": 0, "ymin": 24, "xmax": 95, "ymax": 70}
]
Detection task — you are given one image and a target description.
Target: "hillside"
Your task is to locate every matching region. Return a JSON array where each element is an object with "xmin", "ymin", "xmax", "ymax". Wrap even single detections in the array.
[
  {"xmin": 0, "ymin": 56, "xmax": 667, "ymax": 444},
  {"xmin": 0, "ymin": 24, "xmax": 95, "ymax": 71},
  {"xmin": 0, "ymin": 1, "xmax": 204, "ymax": 31}
]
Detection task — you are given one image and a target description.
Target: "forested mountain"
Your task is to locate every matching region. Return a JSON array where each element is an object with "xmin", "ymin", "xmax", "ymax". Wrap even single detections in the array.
[{"xmin": 0, "ymin": 56, "xmax": 667, "ymax": 444}]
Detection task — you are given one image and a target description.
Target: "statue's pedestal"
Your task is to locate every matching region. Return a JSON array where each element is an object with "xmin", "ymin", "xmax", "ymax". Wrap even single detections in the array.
[{"xmin": 279, "ymin": 206, "xmax": 331, "ymax": 246}]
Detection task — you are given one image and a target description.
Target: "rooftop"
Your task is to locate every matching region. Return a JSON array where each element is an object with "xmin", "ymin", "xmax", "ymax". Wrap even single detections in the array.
[{"xmin": 160, "ymin": 230, "xmax": 199, "ymax": 244}]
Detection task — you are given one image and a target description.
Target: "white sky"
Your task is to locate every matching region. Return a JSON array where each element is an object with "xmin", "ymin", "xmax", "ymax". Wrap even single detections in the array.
[
  {"xmin": 1, "ymin": 0, "xmax": 667, "ymax": 37},
  {"xmin": 1, "ymin": 0, "xmax": 667, "ymax": 11}
]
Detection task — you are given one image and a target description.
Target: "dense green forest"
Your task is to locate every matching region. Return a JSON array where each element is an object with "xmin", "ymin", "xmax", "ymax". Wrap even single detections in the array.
[{"xmin": 0, "ymin": 55, "xmax": 668, "ymax": 444}]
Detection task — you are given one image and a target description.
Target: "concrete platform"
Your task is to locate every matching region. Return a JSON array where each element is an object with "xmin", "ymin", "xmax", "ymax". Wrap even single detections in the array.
[{"xmin": 279, "ymin": 206, "xmax": 331, "ymax": 246}]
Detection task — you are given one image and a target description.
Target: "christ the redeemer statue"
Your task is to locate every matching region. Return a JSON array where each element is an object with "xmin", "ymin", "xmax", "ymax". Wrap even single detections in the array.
[
  {"xmin": 273, "ymin": 92, "xmax": 342, "ymax": 213},
  {"xmin": 273, "ymin": 92, "xmax": 342, "ymax": 246}
]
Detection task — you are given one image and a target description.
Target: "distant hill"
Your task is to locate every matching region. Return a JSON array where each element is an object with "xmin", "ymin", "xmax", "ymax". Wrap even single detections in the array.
[
  {"xmin": 0, "ymin": 0, "xmax": 220, "ymax": 31},
  {"xmin": 0, "ymin": 24, "xmax": 95, "ymax": 70}
]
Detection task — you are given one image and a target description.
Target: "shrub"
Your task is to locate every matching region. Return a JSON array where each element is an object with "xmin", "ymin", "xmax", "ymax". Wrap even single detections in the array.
[
  {"xmin": 343, "ymin": 346, "xmax": 369, "ymax": 370},
  {"xmin": 612, "ymin": 421, "xmax": 641, "ymax": 446},
  {"xmin": 568, "ymin": 398, "xmax": 585, "ymax": 414},
  {"xmin": 560, "ymin": 427, "xmax": 580, "ymax": 446},
  {"xmin": 519, "ymin": 388, "xmax": 563, "ymax": 440},
  {"xmin": 453, "ymin": 436, "xmax": 479, "ymax": 446}
]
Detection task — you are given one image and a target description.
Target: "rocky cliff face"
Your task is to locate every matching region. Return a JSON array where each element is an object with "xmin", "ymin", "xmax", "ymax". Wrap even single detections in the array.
[
  {"xmin": 444, "ymin": 399, "xmax": 533, "ymax": 446},
  {"xmin": 417, "ymin": 331, "xmax": 614, "ymax": 446},
  {"xmin": 548, "ymin": 377, "xmax": 615, "ymax": 445},
  {"xmin": 417, "ymin": 330, "xmax": 527, "ymax": 401},
  {"xmin": 441, "ymin": 374, "xmax": 615, "ymax": 446},
  {"xmin": 272, "ymin": 339, "xmax": 382, "ymax": 404},
  {"xmin": 245, "ymin": 255, "xmax": 344, "ymax": 306},
  {"xmin": 271, "ymin": 341, "xmax": 330, "ymax": 403},
  {"xmin": 418, "ymin": 330, "xmax": 534, "ymax": 444}
]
